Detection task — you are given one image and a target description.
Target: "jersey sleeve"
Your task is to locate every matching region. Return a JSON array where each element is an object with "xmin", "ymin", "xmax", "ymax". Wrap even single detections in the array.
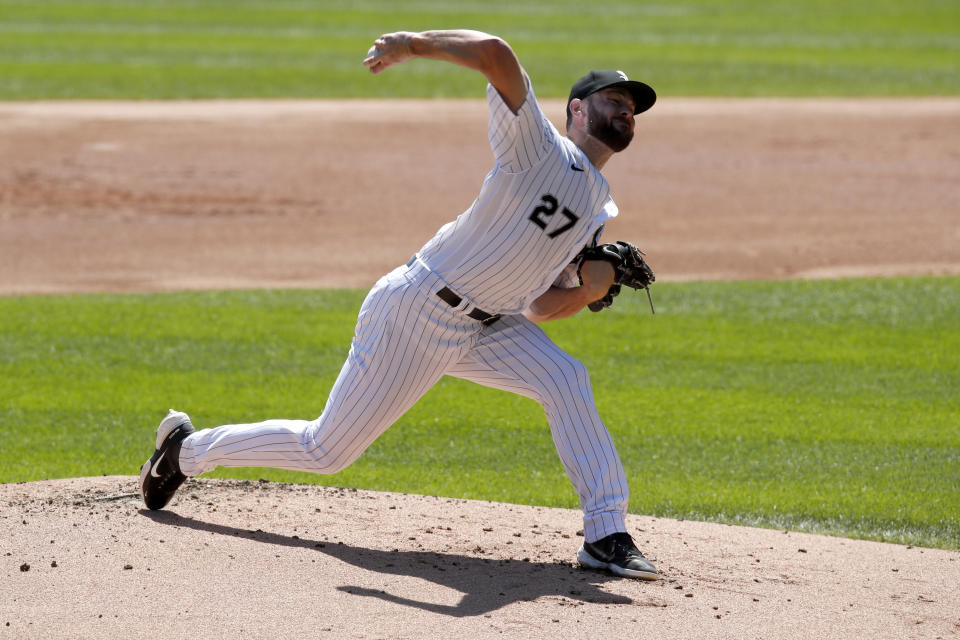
[{"xmin": 486, "ymin": 75, "xmax": 556, "ymax": 173}]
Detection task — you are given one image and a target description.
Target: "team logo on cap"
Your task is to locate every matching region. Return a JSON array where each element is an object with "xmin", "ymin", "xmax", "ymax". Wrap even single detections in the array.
[{"xmin": 616, "ymin": 70, "xmax": 629, "ymax": 81}]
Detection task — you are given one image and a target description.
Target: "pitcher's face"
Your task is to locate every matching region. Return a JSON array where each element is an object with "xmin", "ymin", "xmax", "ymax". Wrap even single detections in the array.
[{"xmin": 586, "ymin": 88, "xmax": 636, "ymax": 152}]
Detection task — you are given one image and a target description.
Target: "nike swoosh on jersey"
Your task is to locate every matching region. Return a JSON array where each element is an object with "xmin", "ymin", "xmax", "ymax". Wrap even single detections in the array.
[
  {"xmin": 150, "ymin": 451, "xmax": 167, "ymax": 477},
  {"xmin": 571, "ymin": 164, "xmax": 585, "ymax": 172}
]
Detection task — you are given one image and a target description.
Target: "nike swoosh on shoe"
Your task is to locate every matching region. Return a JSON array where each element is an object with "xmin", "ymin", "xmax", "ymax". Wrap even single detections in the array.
[{"xmin": 149, "ymin": 450, "xmax": 167, "ymax": 478}]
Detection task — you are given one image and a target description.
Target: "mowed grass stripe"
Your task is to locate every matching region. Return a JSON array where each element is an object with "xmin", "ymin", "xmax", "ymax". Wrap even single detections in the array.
[
  {"xmin": 0, "ymin": 0, "xmax": 956, "ymax": 98},
  {"xmin": 1, "ymin": 278, "xmax": 957, "ymax": 548}
]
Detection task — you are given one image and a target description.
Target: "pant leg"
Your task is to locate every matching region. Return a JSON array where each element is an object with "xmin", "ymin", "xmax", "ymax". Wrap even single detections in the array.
[
  {"xmin": 445, "ymin": 314, "xmax": 629, "ymax": 542},
  {"xmin": 179, "ymin": 264, "xmax": 475, "ymax": 477}
]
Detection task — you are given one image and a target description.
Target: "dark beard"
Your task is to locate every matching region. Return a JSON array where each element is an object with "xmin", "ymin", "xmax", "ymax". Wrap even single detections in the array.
[{"xmin": 588, "ymin": 114, "xmax": 634, "ymax": 152}]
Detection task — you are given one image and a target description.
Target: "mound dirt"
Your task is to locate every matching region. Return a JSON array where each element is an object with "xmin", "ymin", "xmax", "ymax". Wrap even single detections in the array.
[{"xmin": 2, "ymin": 477, "xmax": 958, "ymax": 640}]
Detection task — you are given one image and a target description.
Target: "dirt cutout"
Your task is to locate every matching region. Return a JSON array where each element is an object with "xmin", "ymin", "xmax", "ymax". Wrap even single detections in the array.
[{"xmin": 1, "ymin": 99, "xmax": 959, "ymax": 294}]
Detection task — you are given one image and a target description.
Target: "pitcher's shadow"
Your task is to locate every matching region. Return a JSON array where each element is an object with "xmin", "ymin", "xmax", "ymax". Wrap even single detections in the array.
[{"xmin": 142, "ymin": 510, "xmax": 634, "ymax": 617}]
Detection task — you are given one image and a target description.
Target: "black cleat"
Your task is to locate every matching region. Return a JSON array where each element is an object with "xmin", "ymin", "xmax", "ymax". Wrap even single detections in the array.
[
  {"xmin": 577, "ymin": 531, "xmax": 659, "ymax": 580},
  {"xmin": 139, "ymin": 410, "xmax": 195, "ymax": 510}
]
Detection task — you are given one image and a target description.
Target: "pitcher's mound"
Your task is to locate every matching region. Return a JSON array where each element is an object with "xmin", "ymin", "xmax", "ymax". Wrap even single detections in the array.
[{"xmin": 2, "ymin": 476, "xmax": 957, "ymax": 639}]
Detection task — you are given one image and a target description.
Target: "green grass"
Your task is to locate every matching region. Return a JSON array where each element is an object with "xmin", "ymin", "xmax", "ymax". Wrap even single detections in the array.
[
  {"xmin": 0, "ymin": 0, "xmax": 957, "ymax": 99},
  {"xmin": 1, "ymin": 278, "xmax": 958, "ymax": 549}
]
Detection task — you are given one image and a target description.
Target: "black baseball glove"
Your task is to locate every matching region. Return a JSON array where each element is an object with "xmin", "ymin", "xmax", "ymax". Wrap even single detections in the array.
[{"xmin": 579, "ymin": 241, "xmax": 656, "ymax": 313}]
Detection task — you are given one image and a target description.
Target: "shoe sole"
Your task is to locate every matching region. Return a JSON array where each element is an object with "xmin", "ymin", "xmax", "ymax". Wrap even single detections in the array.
[
  {"xmin": 577, "ymin": 545, "xmax": 659, "ymax": 580},
  {"xmin": 138, "ymin": 452, "xmax": 186, "ymax": 510},
  {"xmin": 138, "ymin": 455, "xmax": 156, "ymax": 507}
]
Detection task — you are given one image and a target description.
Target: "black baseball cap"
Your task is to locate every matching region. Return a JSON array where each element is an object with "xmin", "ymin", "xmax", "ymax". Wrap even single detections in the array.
[{"xmin": 566, "ymin": 70, "xmax": 657, "ymax": 120}]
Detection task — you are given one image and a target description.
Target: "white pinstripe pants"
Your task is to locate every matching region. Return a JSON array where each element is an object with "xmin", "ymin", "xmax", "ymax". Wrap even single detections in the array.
[{"xmin": 179, "ymin": 259, "xmax": 630, "ymax": 541}]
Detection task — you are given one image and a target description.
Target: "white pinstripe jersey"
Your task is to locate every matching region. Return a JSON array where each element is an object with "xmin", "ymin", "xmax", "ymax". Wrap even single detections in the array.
[{"xmin": 417, "ymin": 75, "xmax": 619, "ymax": 316}]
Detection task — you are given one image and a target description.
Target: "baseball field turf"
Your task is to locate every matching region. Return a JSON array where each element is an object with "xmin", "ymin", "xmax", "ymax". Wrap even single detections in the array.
[
  {"xmin": 2, "ymin": 279, "xmax": 958, "ymax": 549},
  {"xmin": 1, "ymin": 1, "xmax": 958, "ymax": 551},
  {"xmin": 0, "ymin": 0, "xmax": 956, "ymax": 99}
]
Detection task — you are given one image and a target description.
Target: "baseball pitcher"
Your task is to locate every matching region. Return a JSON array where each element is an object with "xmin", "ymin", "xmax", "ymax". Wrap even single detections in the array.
[{"xmin": 140, "ymin": 29, "xmax": 659, "ymax": 580}]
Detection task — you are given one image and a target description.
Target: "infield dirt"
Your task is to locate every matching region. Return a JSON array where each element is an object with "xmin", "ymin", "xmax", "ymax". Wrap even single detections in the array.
[
  {"xmin": 1, "ymin": 98, "xmax": 959, "ymax": 294},
  {"xmin": 1, "ymin": 99, "xmax": 958, "ymax": 639}
]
